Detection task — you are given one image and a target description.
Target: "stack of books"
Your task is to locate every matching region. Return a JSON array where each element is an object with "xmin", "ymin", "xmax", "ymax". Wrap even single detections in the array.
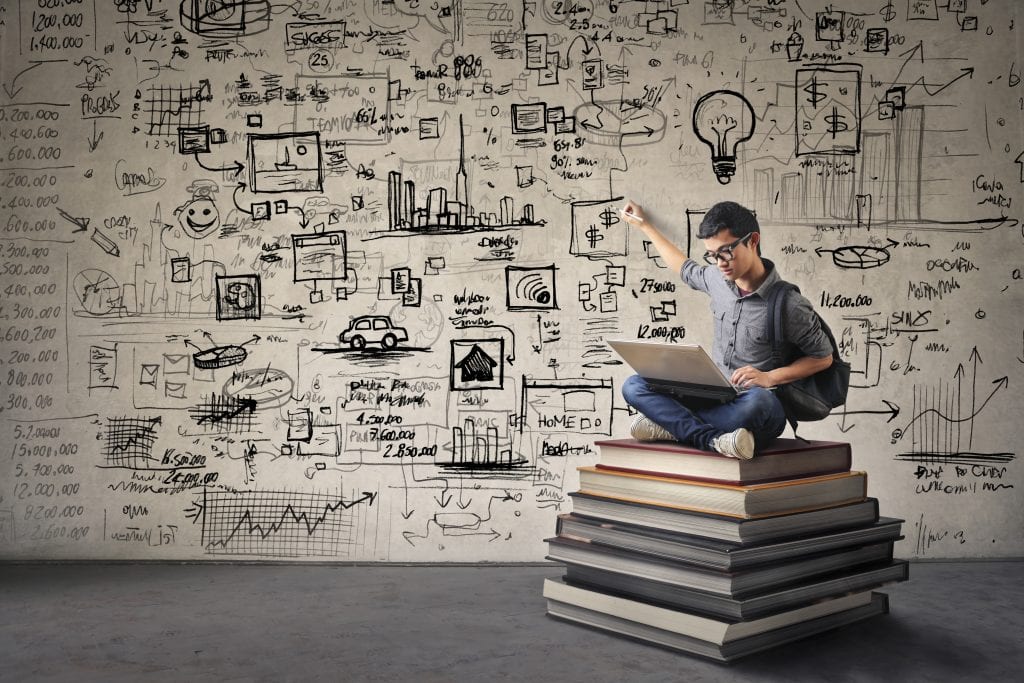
[{"xmin": 543, "ymin": 437, "xmax": 907, "ymax": 662}]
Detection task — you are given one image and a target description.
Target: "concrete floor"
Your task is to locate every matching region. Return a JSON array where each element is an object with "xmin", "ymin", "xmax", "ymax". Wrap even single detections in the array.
[{"xmin": 1, "ymin": 561, "xmax": 1021, "ymax": 682}]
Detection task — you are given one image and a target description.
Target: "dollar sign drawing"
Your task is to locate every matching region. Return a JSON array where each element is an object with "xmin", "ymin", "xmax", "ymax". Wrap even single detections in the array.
[
  {"xmin": 803, "ymin": 76, "xmax": 826, "ymax": 109},
  {"xmin": 880, "ymin": 3, "xmax": 896, "ymax": 22},
  {"xmin": 587, "ymin": 207, "xmax": 618, "ymax": 248},
  {"xmin": 825, "ymin": 106, "xmax": 849, "ymax": 139},
  {"xmin": 598, "ymin": 207, "xmax": 620, "ymax": 229}
]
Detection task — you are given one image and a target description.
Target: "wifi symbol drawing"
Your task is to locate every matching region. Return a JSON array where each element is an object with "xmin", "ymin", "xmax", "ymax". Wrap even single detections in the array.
[
  {"xmin": 518, "ymin": 273, "xmax": 551, "ymax": 304},
  {"xmin": 506, "ymin": 266, "xmax": 558, "ymax": 311}
]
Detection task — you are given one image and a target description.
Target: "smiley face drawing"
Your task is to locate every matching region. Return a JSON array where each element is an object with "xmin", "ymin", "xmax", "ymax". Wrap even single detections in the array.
[
  {"xmin": 174, "ymin": 180, "xmax": 221, "ymax": 239},
  {"xmin": 178, "ymin": 196, "xmax": 221, "ymax": 238}
]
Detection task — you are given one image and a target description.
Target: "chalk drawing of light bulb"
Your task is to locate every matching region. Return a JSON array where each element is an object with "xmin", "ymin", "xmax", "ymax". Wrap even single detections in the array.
[{"xmin": 692, "ymin": 90, "xmax": 756, "ymax": 185}]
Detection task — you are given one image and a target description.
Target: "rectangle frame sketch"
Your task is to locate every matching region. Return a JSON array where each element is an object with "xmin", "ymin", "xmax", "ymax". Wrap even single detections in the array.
[
  {"xmin": 248, "ymin": 132, "xmax": 324, "ymax": 193},
  {"xmin": 795, "ymin": 67, "xmax": 862, "ymax": 156}
]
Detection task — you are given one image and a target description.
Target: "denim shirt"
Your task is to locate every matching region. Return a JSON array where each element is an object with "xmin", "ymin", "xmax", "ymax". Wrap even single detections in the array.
[{"xmin": 680, "ymin": 257, "xmax": 832, "ymax": 374}]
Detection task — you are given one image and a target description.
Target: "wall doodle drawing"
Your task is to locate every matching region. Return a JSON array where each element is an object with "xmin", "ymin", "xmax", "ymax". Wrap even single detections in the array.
[{"xmin": 0, "ymin": 0, "xmax": 1020, "ymax": 562}]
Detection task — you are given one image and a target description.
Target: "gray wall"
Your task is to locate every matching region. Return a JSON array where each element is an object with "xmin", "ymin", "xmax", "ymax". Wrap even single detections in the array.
[{"xmin": 0, "ymin": 0, "xmax": 1020, "ymax": 561}]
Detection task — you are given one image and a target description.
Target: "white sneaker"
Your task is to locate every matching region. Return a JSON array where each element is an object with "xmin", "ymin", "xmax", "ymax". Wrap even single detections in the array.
[
  {"xmin": 630, "ymin": 415, "xmax": 675, "ymax": 442},
  {"xmin": 711, "ymin": 428, "xmax": 755, "ymax": 459}
]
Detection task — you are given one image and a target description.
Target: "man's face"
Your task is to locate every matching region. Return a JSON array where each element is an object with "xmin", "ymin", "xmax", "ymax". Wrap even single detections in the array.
[{"xmin": 701, "ymin": 228, "xmax": 758, "ymax": 282}]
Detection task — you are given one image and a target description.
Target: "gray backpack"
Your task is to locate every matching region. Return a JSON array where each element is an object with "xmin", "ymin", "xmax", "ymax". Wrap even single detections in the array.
[{"xmin": 766, "ymin": 282, "xmax": 851, "ymax": 431}]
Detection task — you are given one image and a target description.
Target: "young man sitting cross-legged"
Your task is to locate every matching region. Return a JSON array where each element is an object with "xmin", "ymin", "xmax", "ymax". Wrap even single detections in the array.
[{"xmin": 618, "ymin": 200, "xmax": 833, "ymax": 459}]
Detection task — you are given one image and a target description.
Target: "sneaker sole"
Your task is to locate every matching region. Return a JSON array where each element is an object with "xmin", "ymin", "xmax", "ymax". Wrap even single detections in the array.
[{"xmin": 735, "ymin": 429, "xmax": 755, "ymax": 459}]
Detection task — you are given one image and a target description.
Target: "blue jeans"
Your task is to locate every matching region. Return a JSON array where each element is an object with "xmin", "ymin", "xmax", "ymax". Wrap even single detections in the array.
[{"xmin": 621, "ymin": 374, "xmax": 787, "ymax": 451}]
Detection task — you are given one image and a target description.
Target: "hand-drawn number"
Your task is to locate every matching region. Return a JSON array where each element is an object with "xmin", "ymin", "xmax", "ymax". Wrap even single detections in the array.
[
  {"xmin": 487, "ymin": 3, "xmax": 513, "ymax": 22},
  {"xmin": 309, "ymin": 50, "xmax": 333, "ymax": 73},
  {"xmin": 453, "ymin": 54, "xmax": 482, "ymax": 80}
]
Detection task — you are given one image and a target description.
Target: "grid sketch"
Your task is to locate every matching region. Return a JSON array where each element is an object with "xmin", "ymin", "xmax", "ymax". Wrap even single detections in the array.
[
  {"xmin": 146, "ymin": 80, "xmax": 212, "ymax": 137},
  {"xmin": 103, "ymin": 417, "xmax": 161, "ymax": 469},
  {"xmin": 188, "ymin": 394, "xmax": 257, "ymax": 433},
  {"xmin": 199, "ymin": 488, "xmax": 377, "ymax": 558}
]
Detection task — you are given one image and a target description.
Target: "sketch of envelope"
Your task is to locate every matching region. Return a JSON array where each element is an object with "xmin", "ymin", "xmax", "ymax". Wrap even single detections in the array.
[
  {"xmin": 164, "ymin": 381, "xmax": 187, "ymax": 399},
  {"xmin": 163, "ymin": 353, "xmax": 189, "ymax": 375},
  {"xmin": 139, "ymin": 364, "xmax": 159, "ymax": 387}
]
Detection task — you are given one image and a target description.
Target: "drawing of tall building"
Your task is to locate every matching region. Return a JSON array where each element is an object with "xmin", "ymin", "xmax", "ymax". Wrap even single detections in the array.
[
  {"xmin": 427, "ymin": 188, "xmax": 447, "ymax": 224},
  {"xmin": 780, "ymin": 172, "xmax": 802, "ymax": 220},
  {"xmin": 455, "ymin": 113, "xmax": 469, "ymax": 224},
  {"xmin": 388, "ymin": 171, "xmax": 403, "ymax": 230},
  {"xmin": 803, "ymin": 164, "xmax": 825, "ymax": 218},
  {"xmin": 499, "ymin": 196, "xmax": 514, "ymax": 225},
  {"xmin": 824, "ymin": 160, "xmax": 855, "ymax": 220},
  {"xmin": 860, "ymin": 132, "xmax": 892, "ymax": 224},
  {"xmin": 403, "ymin": 180, "xmax": 415, "ymax": 228},
  {"xmin": 752, "ymin": 169, "xmax": 774, "ymax": 222},
  {"xmin": 895, "ymin": 106, "xmax": 923, "ymax": 222}
]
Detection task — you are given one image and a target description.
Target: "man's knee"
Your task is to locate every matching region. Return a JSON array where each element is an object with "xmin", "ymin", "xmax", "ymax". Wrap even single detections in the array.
[
  {"xmin": 621, "ymin": 374, "xmax": 647, "ymax": 403},
  {"xmin": 744, "ymin": 387, "xmax": 783, "ymax": 421}
]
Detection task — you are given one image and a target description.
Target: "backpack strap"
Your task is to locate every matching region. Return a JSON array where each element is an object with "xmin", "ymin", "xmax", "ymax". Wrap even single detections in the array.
[
  {"xmin": 765, "ymin": 282, "xmax": 804, "ymax": 439},
  {"xmin": 766, "ymin": 281, "xmax": 796, "ymax": 369}
]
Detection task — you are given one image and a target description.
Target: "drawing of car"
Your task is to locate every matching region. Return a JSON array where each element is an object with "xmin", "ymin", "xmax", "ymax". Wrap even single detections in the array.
[{"xmin": 339, "ymin": 315, "xmax": 409, "ymax": 350}]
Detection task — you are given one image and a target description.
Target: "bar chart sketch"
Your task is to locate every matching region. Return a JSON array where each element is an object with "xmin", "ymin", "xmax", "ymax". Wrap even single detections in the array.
[{"xmin": 441, "ymin": 418, "xmax": 527, "ymax": 471}]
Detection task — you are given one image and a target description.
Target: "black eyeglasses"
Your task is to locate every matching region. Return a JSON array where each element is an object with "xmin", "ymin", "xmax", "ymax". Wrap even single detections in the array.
[{"xmin": 702, "ymin": 233, "xmax": 753, "ymax": 265}]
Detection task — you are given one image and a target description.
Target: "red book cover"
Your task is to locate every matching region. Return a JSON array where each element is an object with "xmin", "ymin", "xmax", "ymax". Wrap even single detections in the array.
[{"xmin": 592, "ymin": 438, "xmax": 852, "ymax": 485}]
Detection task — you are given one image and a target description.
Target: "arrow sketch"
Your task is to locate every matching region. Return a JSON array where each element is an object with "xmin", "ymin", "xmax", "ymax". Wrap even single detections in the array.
[
  {"xmin": 56, "ymin": 206, "xmax": 90, "ymax": 233},
  {"xmin": 3, "ymin": 60, "xmax": 66, "ymax": 100},
  {"xmin": 87, "ymin": 120, "xmax": 104, "ymax": 152},
  {"xmin": 835, "ymin": 400, "xmax": 900, "ymax": 433}
]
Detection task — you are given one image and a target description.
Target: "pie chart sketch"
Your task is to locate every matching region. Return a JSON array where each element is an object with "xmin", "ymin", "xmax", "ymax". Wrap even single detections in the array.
[
  {"xmin": 73, "ymin": 269, "xmax": 121, "ymax": 315},
  {"xmin": 815, "ymin": 242, "xmax": 896, "ymax": 269}
]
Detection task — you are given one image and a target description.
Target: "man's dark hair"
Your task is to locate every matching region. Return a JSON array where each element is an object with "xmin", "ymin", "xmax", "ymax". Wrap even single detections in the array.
[{"xmin": 697, "ymin": 202, "xmax": 760, "ymax": 251}]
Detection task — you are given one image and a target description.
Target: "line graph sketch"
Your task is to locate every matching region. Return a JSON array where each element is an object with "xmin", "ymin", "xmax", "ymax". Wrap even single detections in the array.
[
  {"xmin": 188, "ymin": 394, "xmax": 257, "ymax": 433},
  {"xmin": 144, "ymin": 81, "xmax": 212, "ymax": 137},
  {"xmin": 892, "ymin": 348, "xmax": 1013, "ymax": 465},
  {"xmin": 193, "ymin": 488, "xmax": 378, "ymax": 558},
  {"xmin": 102, "ymin": 417, "xmax": 162, "ymax": 469}
]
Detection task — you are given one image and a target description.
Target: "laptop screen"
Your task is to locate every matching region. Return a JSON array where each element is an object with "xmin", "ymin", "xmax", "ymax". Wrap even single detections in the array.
[{"xmin": 606, "ymin": 340, "xmax": 734, "ymax": 389}]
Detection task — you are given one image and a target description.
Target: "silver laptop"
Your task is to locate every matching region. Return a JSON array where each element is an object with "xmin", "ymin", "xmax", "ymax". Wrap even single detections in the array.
[{"xmin": 606, "ymin": 339, "xmax": 745, "ymax": 402}]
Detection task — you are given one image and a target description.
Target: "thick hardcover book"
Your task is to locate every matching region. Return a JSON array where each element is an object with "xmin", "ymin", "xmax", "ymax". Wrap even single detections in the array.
[
  {"xmin": 545, "ymin": 535, "xmax": 895, "ymax": 597},
  {"xmin": 593, "ymin": 438, "xmax": 851, "ymax": 484},
  {"xmin": 543, "ymin": 577, "xmax": 876, "ymax": 644},
  {"xmin": 555, "ymin": 513, "xmax": 904, "ymax": 571},
  {"xmin": 563, "ymin": 560, "xmax": 909, "ymax": 621},
  {"xmin": 546, "ymin": 586, "xmax": 890, "ymax": 663},
  {"xmin": 568, "ymin": 493, "xmax": 880, "ymax": 544},
  {"xmin": 577, "ymin": 467, "xmax": 867, "ymax": 519}
]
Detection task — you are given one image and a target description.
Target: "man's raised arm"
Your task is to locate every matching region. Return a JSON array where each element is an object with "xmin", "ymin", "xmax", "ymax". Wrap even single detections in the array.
[{"xmin": 620, "ymin": 200, "xmax": 689, "ymax": 274}]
